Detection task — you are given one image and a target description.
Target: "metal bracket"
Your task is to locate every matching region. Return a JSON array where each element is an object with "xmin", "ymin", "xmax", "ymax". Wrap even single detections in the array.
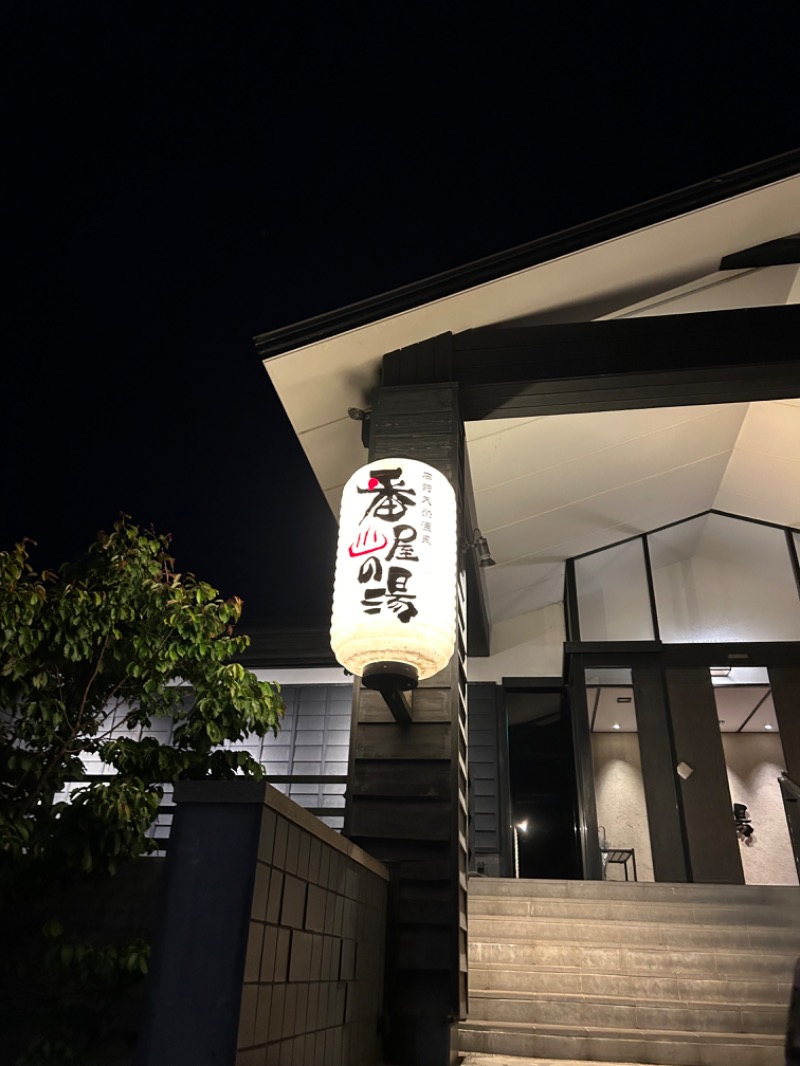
[{"xmin": 362, "ymin": 661, "xmax": 417, "ymax": 725}]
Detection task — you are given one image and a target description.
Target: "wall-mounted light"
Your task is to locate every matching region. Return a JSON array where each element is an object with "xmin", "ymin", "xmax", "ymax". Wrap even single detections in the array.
[
  {"xmin": 513, "ymin": 819, "xmax": 528, "ymax": 878},
  {"xmin": 330, "ymin": 458, "xmax": 457, "ymax": 720},
  {"xmin": 347, "ymin": 407, "xmax": 371, "ymax": 448},
  {"xmin": 464, "ymin": 528, "xmax": 496, "ymax": 567}
]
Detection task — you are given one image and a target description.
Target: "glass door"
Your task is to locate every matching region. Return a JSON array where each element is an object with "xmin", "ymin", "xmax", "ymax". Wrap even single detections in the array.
[
  {"xmin": 714, "ymin": 666, "xmax": 799, "ymax": 885},
  {"xmin": 585, "ymin": 667, "xmax": 655, "ymax": 882}
]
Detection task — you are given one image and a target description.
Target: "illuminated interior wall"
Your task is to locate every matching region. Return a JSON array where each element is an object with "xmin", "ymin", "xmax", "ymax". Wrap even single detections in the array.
[
  {"xmin": 722, "ymin": 733, "xmax": 798, "ymax": 886},
  {"xmin": 591, "ymin": 732, "xmax": 655, "ymax": 882},
  {"xmin": 467, "ymin": 602, "xmax": 565, "ymax": 682}
]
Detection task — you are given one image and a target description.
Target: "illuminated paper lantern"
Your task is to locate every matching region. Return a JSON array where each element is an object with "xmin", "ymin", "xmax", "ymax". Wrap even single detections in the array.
[{"xmin": 331, "ymin": 458, "xmax": 457, "ymax": 684}]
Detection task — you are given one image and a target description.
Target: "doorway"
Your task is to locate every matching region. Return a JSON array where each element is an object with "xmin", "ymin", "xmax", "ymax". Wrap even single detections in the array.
[
  {"xmin": 506, "ymin": 685, "xmax": 581, "ymax": 880},
  {"xmin": 568, "ymin": 644, "xmax": 800, "ymax": 884}
]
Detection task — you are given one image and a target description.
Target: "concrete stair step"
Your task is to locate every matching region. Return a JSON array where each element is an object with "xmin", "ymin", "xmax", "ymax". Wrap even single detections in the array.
[
  {"xmin": 469, "ymin": 965, "xmax": 790, "ymax": 1005},
  {"xmin": 469, "ymin": 940, "xmax": 797, "ymax": 980},
  {"xmin": 469, "ymin": 894, "xmax": 800, "ymax": 928},
  {"xmin": 457, "ymin": 1020, "xmax": 785, "ymax": 1066},
  {"xmin": 460, "ymin": 1055, "xmax": 669, "ymax": 1066},
  {"xmin": 469, "ymin": 989, "xmax": 787, "ymax": 1035},
  {"xmin": 469, "ymin": 895, "xmax": 800, "ymax": 929},
  {"xmin": 468, "ymin": 915, "xmax": 800, "ymax": 953},
  {"xmin": 464, "ymin": 879, "xmax": 798, "ymax": 1064},
  {"xmin": 469, "ymin": 878, "xmax": 800, "ymax": 911}
]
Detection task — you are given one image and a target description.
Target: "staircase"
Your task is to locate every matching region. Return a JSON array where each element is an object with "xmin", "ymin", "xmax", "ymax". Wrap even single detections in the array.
[{"xmin": 458, "ymin": 877, "xmax": 800, "ymax": 1066}]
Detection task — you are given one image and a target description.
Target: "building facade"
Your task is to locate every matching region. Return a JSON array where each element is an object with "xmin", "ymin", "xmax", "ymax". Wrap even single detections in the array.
[
  {"xmin": 246, "ymin": 153, "xmax": 800, "ymax": 1061},
  {"xmin": 250, "ymin": 152, "xmax": 798, "ymax": 883}
]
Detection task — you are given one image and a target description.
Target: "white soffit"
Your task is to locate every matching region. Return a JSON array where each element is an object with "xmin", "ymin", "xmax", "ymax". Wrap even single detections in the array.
[
  {"xmin": 475, "ymin": 395, "xmax": 800, "ymax": 624},
  {"xmin": 264, "ymin": 172, "xmax": 800, "ymax": 516},
  {"xmin": 468, "ymin": 257, "xmax": 799, "ymax": 623},
  {"xmin": 598, "ymin": 264, "xmax": 800, "ymax": 319}
]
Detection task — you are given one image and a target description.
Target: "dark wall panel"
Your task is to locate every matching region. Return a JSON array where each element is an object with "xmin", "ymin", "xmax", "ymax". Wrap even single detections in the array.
[
  {"xmin": 666, "ymin": 667, "xmax": 743, "ymax": 884},
  {"xmin": 345, "ymin": 382, "xmax": 469, "ymax": 1066},
  {"xmin": 633, "ymin": 666, "xmax": 688, "ymax": 883},
  {"xmin": 467, "ymin": 683, "xmax": 503, "ymax": 876},
  {"xmin": 771, "ymin": 665, "xmax": 800, "ymax": 785}
]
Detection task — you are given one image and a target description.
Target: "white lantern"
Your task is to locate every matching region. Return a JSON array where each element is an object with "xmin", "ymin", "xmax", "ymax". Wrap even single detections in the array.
[{"xmin": 330, "ymin": 457, "xmax": 457, "ymax": 686}]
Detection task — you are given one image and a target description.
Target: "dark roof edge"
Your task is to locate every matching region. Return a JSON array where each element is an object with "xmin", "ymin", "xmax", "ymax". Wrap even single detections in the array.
[
  {"xmin": 255, "ymin": 149, "xmax": 800, "ymax": 361},
  {"xmin": 235, "ymin": 624, "xmax": 338, "ymax": 669}
]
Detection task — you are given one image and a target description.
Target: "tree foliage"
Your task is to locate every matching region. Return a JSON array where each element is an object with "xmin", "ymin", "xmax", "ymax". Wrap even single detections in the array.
[{"xmin": 0, "ymin": 518, "xmax": 284, "ymax": 1062}]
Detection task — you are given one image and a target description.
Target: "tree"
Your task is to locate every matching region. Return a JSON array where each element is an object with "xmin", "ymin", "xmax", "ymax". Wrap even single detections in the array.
[{"xmin": 0, "ymin": 518, "xmax": 284, "ymax": 1063}]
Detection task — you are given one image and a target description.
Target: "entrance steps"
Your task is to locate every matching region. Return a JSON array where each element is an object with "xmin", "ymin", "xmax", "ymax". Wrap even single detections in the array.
[{"xmin": 457, "ymin": 877, "xmax": 800, "ymax": 1066}]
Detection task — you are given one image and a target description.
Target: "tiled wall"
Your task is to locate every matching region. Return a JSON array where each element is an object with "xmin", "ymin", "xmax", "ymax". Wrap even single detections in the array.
[
  {"xmin": 138, "ymin": 781, "xmax": 388, "ymax": 1066},
  {"xmin": 264, "ymin": 684, "xmax": 352, "ymax": 830},
  {"xmin": 236, "ymin": 785, "xmax": 388, "ymax": 1066},
  {"xmin": 64, "ymin": 684, "xmax": 354, "ymax": 848}
]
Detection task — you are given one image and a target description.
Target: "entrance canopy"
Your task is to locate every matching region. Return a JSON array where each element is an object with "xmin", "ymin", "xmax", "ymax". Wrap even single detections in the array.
[{"xmin": 256, "ymin": 156, "xmax": 800, "ymax": 638}]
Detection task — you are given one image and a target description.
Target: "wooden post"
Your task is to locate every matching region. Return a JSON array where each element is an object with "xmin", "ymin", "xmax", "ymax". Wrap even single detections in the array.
[{"xmin": 344, "ymin": 383, "xmax": 469, "ymax": 1066}]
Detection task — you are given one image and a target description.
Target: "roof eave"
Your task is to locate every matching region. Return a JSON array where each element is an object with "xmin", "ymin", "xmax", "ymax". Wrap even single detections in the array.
[{"xmin": 254, "ymin": 148, "xmax": 800, "ymax": 361}]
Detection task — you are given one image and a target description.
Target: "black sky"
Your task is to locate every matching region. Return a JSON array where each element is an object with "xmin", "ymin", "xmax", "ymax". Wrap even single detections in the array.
[{"xmin": 4, "ymin": 8, "xmax": 799, "ymax": 627}]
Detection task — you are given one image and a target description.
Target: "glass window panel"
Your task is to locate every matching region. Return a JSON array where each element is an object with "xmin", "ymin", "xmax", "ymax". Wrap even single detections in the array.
[
  {"xmin": 586, "ymin": 668, "xmax": 654, "ymax": 882},
  {"xmin": 716, "ymin": 665, "xmax": 797, "ymax": 885},
  {"xmin": 575, "ymin": 539, "xmax": 654, "ymax": 641},
  {"xmin": 649, "ymin": 514, "xmax": 800, "ymax": 643}
]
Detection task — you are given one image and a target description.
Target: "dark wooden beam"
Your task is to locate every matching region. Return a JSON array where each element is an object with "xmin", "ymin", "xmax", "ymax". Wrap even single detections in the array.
[
  {"xmin": 383, "ymin": 333, "xmax": 454, "ymax": 388},
  {"xmin": 462, "ymin": 447, "xmax": 491, "ymax": 657},
  {"xmin": 236, "ymin": 625, "xmax": 339, "ymax": 668},
  {"xmin": 454, "ymin": 305, "xmax": 800, "ymax": 419},
  {"xmin": 380, "ymin": 306, "xmax": 800, "ymax": 421},
  {"xmin": 721, "ymin": 234, "xmax": 800, "ymax": 269},
  {"xmin": 460, "ymin": 361, "xmax": 799, "ymax": 419}
]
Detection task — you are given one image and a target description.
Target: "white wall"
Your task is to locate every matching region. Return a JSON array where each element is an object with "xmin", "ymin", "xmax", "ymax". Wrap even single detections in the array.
[
  {"xmin": 467, "ymin": 602, "xmax": 565, "ymax": 682},
  {"xmin": 591, "ymin": 732, "xmax": 798, "ymax": 886},
  {"xmin": 252, "ymin": 667, "xmax": 353, "ymax": 686},
  {"xmin": 722, "ymin": 733, "xmax": 798, "ymax": 887},
  {"xmin": 653, "ymin": 540, "xmax": 800, "ymax": 644},
  {"xmin": 591, "ymin": 733, "xmax": 655, "ymax": 882}
]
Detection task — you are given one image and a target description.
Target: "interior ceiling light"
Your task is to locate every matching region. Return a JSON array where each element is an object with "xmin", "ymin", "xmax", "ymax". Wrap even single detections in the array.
[
  {"xmin": 612, "ymin": 723, "xmax": 621, "ymax": 730},
  {"xmin": 616, "ymin": 696, "xmax": 632, "ymax": 703},
  {"xmin": 765, "ymin": 723, "xmax": 774, "ymax": 730}
]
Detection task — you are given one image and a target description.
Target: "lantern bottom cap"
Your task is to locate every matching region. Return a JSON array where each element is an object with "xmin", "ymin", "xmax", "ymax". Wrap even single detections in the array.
[{"xmin": 362, "ymin": 660, "xmax": 419, "ymax": 693}]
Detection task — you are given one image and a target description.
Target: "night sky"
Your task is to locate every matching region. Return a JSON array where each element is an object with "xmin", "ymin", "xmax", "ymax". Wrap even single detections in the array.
[{"xmin": 5, "ymin": 9, "xmax": 799, "ymax": 628}]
